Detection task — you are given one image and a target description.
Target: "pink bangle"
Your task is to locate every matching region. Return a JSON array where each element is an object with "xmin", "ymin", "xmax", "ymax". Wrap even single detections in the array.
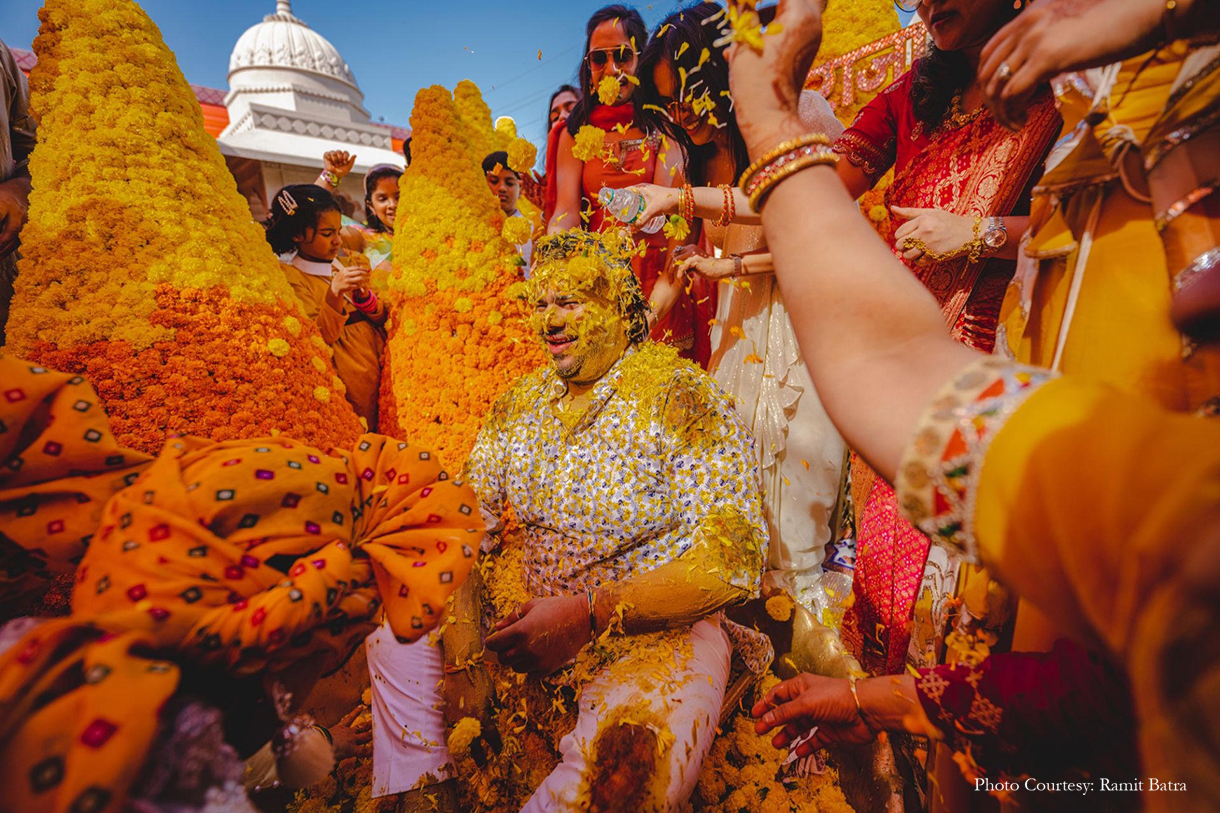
[{"xmin": 352, "ymin": 289, "xmax": 378, "ymax": 313}]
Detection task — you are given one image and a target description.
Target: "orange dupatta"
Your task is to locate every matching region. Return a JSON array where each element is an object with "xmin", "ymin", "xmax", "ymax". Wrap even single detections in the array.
[{"xmin": 0, "ymin": 355, "xmax": 482, "ymax": 813}]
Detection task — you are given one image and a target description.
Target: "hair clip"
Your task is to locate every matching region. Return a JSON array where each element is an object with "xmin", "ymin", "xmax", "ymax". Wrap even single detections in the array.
[{"xmin": 278, "ymin": 190, "xmax": 299, "ymax": 217}]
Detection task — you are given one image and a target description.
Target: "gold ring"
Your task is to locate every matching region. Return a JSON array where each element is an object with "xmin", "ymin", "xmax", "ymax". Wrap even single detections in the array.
[{"xmin": 996, "ymin": 62, "xmax": 1013, "ymax": 83}]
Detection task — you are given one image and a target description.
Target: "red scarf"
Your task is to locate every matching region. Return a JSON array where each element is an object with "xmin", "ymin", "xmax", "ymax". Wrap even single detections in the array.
[{"xmin": 587, "ymin": 102, "xmax": 635, "ymax": 131}]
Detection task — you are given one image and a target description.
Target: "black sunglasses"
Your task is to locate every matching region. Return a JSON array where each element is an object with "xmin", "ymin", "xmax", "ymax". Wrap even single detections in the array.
[{"xmin": 587, "ymin": 46, "xmax": 637, "ymax": 68}]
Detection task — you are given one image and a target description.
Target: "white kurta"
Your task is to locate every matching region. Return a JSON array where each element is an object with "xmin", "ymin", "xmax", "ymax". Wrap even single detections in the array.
[
  {"xmin": 704, "ymin": 91, "xmax": 848, "ymax": 606},
  {"xmin": 707, "ymin": 274, "xmax": 846, "ymax": 602}
]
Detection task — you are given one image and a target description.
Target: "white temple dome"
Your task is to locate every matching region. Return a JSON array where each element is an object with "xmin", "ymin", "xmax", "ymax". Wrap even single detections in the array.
[
  {"xmin": 228, "ymin": 0, "xmax": 358, "ymax": 90},
  {"xmin": 218, "ymin": 0, "xmax": 403, "ymax": 175}
]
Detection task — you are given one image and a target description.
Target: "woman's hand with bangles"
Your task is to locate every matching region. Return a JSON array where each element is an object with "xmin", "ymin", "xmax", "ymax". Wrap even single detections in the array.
[
  {"xmin": 751, "ymin": 673, "xmax": 876, "ymax": 757},
  {"xmin": 673, "ymin": 244, "xmax": 739, "ymax": 280},
  {"xmin": 891, "ymin": 207, "xmax": 978, "ymax": 264},
  {"xmin": 629, "ymin": 184, "xmax": 681, "ymax": 226}
]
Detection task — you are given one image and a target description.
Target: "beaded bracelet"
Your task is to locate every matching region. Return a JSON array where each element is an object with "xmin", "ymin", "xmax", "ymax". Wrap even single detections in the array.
[
  {"xmin": 713, "ymin": 184, "xmax": 736, "ymax": 227},
  {"xmin": 743, "ymin": 147, "xmax": 839, "ymax": 213},
  {"xmin": 739, "ymin": 134, "xmax": 833, "ymax": 192},
  {"xmin": 321, "ymin": 169, "xmax": 341, "ymax": 189}
]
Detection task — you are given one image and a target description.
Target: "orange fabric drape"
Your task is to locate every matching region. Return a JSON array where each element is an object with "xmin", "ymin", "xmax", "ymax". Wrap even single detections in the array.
[{"xmin": 0, "ymin": 354, "xmax": 483, "ymax": 813}]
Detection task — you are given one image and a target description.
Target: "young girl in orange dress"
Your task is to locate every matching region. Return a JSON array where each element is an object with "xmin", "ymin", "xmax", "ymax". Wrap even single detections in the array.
[
  {"xmin": 548, "ymin": 5, "xmax": 701, "ymax": 362},
  {"xmin": 266, "ymin": 184, "xmax": 387, "ymax": 429}
]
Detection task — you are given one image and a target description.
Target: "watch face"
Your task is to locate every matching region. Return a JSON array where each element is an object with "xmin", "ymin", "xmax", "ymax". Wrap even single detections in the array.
[{"xmin": 984, "ymin": 228, "xmax": 1007, "ymax": 250}]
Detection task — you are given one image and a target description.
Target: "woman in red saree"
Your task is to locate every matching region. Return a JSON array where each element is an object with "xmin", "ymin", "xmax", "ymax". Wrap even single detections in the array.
[
  {"xmin": 547, "ymin": 5, "xmax": 701, "ymax": 362},
  {"xmin": 832, "ymin": 0, "xmax": 1062, "ymax": 680}
]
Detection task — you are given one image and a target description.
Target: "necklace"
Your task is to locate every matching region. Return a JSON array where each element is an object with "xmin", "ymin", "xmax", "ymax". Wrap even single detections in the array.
[{"xmin": 943, "ymin": 89, "xmax": 986, "ymax": 130}]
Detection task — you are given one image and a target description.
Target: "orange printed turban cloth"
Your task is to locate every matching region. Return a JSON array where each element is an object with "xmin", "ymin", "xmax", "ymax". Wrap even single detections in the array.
[
  {"xmin": 1, "ymin": 355, "xmax": 153, "ymax": 612},
  {"xmin": 0, "ymin": 355, "xmax": 482, "ymax": 813}
]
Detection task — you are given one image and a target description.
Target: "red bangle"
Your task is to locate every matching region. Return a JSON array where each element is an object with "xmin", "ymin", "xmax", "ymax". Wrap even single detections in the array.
[
  {"xmin": 714, "ymin": 184, "xmax": 735, "ymax": 227},
  {"xmin": 678, "ymin": 183, "xmax": 695, "ymax": 224}
]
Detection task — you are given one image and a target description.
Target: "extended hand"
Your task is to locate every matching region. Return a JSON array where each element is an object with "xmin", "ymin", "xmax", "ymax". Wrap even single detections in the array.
[
  {"xmin": 330, "ymin": 706, "xmax": 373, "ymax": 761},
  {"xmin": 484, "ymin": 595, "xmax": 591, "ymax": 676},
  {"xmin": 891, "ymin": 207, "xmax": 977, "ymax": 264},
  {"xmin": 630, "ymin": 184, "xmax": 680, "ymax": 224},
  {"xmin": 674, "ymin": 245, "xmax": 737, "ymax": 280},
  {"xmin": 323, "ymin": 149, "xmax": 358, "ymax": 180},
  {"xmin": 979, "ymin": 0, "xmax": 1167, "ymax": 130},
  {"xmin": 330, "ymin": 264, "xmax": 371, "ymax": 299},
  {"xmin": 725, "ymin": 0, "xmax": 826, "ymax": 150},
  {"xmin": 751, "ymin": 673, "xmax": 875, "ymax": 757},
  {"xmin": 0, "ymin": 177, "xmax": 31, "ymax": 258}
]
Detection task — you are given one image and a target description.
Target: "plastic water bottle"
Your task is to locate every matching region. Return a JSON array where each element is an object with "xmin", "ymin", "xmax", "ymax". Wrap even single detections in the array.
[{"xmin": 598, "ymin": 188, "xmax": 666, "ymax": 234}]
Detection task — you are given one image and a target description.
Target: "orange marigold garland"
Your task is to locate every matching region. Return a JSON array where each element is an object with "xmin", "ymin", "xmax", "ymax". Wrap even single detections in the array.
[
  {"xmin": 380, "ymin": 83, "xmax": 543, "ymax": 469},
  {"xmin": 8, "ymin": 0, "xmax": 363, "ymax": 454}
]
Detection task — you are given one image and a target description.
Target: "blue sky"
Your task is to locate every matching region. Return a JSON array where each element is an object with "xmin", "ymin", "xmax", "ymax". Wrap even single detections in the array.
[{"xmin": 1, "ymin": 1, "xmax": 914, "ymax": 148}]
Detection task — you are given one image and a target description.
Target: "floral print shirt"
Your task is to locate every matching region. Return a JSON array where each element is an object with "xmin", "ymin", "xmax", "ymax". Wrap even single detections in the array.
[{"xmin": 467, "ymin": 343, "xmax": 773, "ymax": 672}]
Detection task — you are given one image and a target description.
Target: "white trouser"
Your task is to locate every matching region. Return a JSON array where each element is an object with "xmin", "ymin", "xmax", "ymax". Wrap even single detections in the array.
[
  {"xmin": 365, "ymin": 623, "xmax": 453, "ymax": 797},
  {"xmin": 366, "ymin": 618, "xmax": 731, "ymax": 811}
]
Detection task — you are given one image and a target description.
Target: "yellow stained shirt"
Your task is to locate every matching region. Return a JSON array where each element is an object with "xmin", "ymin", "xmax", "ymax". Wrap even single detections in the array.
[
  {"xmin": 897, "ymin": 358, "xmax": 1220, "ymax": 812},
  {"xmin": 282, "ymin": 260, "xmax": 385, "ymax": 428}
]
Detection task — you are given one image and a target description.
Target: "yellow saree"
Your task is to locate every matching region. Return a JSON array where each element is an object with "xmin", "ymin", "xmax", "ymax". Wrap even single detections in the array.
[{"xmin": 897, "ymin": 357, "xmax": 1220, "ymax": 813}]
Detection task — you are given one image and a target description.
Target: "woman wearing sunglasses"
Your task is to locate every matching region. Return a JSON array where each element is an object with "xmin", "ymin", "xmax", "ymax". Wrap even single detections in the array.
[{"xmin": 547, "ymin": 5, "xmax": 701, "ymax": 362}]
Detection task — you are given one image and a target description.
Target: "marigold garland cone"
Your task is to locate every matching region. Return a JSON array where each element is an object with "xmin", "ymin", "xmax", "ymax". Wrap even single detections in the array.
[
  {"xmin": 380, "ymin": 84, "xmax": 542, "ymax": 470},
  {"xmin": 8, "ymin": 0, "xmax": 364, "ymax": 454}
]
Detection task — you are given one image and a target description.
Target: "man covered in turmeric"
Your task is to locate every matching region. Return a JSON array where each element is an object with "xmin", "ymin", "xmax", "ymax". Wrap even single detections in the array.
[{"xmin": 365, "ymin": 231, "xmax": 771, "ymax": 812}]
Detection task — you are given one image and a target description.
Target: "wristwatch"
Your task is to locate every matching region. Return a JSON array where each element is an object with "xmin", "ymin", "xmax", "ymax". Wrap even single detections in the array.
[{"xmin": 983, "ymin": 216, "xmax": 1008, "ymax": 254}]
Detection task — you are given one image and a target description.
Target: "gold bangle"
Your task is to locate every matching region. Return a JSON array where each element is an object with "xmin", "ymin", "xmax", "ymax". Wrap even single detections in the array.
[
  {"xmin": 747, "ymin": 152, "xmax": 839, "ymax": 213},
  {"xmin": 848, "ymin": 675, "xmax": 879, "ymax": 736},
  {"xmin": 740, "ymin": 133, "xmax": 833, "ymax": 190}
]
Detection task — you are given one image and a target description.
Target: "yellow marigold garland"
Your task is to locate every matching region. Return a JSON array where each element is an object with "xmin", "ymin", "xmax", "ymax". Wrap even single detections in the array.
[
  {"xmin": 506, "ymin": 137, "xmax": 537, "ymax": 175},
  {"xmin": 571, "ymin": 125, "xmax": 608, "ymax": 162},
  {"xmin": 8, "ymin": 0, "xmax": 363, "ymax": 454},
  {"xmin": 502, "ymin": 215, "xmax": 534, "ymax": 246},
  {"xmin": 379, "ymin": 83, "xmax": 544, "ymax": 469},
  {"xmin": 454, "ymin": 79, "xmax": 506, "ymax": 160}
]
